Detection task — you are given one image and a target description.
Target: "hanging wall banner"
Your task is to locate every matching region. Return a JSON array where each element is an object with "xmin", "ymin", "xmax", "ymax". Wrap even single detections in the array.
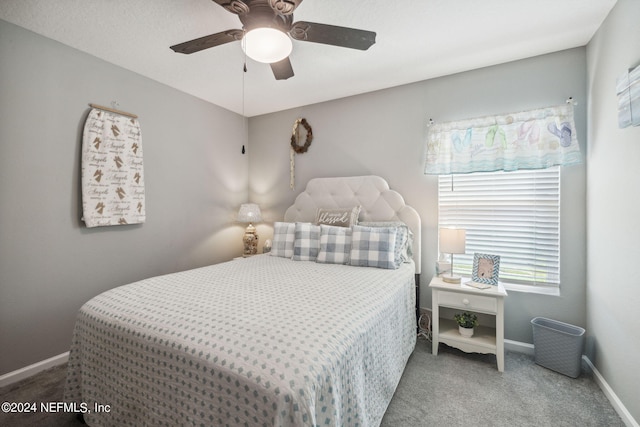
[
  {"xmin": 81, "ymin": 108, "xmax": 145, "ymax": 227},
  {"xmin": 616, "ymin": 65, "xmax": 640, "ymax": 128}
]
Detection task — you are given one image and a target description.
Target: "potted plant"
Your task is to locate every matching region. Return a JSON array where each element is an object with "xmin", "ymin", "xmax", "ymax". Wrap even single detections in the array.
[{"xmin": 454, "ymin": 312, "xmax": 479, "ymax": 337}]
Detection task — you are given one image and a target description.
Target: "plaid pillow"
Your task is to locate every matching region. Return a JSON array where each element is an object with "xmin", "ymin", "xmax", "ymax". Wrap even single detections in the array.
[
  {"xmin": 270, "ymin": 222, "xmax": 295, "ymax": 258},
  {"xmin": 349, "ymin": 225, "xmax": 398, "ymax": 269},
  {"xmin": 293, "ymin": 222, "xmax": 321, "ymax": 261},
  {"xmin": 358, "ymin": 221, "xmax": 413, "ymax": 267},
  {"xmin": 316, "ymin": 225, "xmax": 352, "ymax": 264}
]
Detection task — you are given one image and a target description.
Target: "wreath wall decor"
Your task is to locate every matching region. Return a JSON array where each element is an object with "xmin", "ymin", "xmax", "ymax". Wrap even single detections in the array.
[
  {"xmin": 290, "ymin": 118, "xmax": 313, "ymax": 153},
  {"xmin": 290, "ymin": 118, "xmax": 313, "ymax": 190}
]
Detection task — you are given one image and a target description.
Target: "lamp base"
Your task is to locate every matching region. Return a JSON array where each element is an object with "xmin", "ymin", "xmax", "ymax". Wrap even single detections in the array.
[
  {"xmin": 442, "ymin": 275, "xmax": 462, "ymax": 284},
  {"xmin": 242, "ymin": 225, "xmax": 259, "ymax": 257}
]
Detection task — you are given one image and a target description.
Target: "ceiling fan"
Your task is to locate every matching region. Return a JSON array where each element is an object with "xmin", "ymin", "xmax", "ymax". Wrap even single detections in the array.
[{"xmin": 170, "ymin": 0, "xmax": 376, "ymax": 80}]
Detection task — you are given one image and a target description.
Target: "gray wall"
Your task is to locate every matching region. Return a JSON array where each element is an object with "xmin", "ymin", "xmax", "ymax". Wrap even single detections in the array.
[
  {"xmin": 586, "ymin": 0, "xmax": 640, "ymax": 421},
  {"xmin": 0, "ymin": 20, "xmax": 248, "ymax": 374},
  {"xmin": 249, "ymin": 47, "xmax": 588, "ymax": 345},
  {"xmin": 3, "ymin": 10, "xmax": 637, "ymax": 423}
]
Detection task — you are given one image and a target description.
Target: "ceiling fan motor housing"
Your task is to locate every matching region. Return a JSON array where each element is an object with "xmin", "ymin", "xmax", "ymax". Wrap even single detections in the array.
[
  {"xmin": 268, "ymin": 0, "xmax": 302, "ymax": 15},
  {"xmin": 238, "ymin": 1, "xmax": 293, "ymax": 32}
]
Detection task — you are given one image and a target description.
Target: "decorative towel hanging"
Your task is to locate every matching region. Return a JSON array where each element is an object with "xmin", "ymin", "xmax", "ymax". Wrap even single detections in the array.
[
  {"xmin": 81, "ymin": 107, "xmax": 145, "ymax": 227},
  {"xmin": 424, "ymin": 103, "xmax": 581, "ymax": 175},
  {"xmin": 289, "ymin": 118, "xmax": 313, "ymax": 190}
]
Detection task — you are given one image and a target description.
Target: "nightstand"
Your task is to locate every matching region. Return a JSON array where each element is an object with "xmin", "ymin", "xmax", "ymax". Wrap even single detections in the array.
[{"xmin": 430, "ymin": 276, "xmax": 508, "ymax": 371}]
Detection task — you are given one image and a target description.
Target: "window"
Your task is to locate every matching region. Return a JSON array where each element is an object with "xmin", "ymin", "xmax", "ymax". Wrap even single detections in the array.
[{"xmin": 438, "ymin": 167, "xmax": 560, "ymax": 290}]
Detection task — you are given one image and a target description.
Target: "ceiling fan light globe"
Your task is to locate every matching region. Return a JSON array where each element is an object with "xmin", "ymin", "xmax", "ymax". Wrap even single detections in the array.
[{"xmin": 242, "ymin": 28, "xmax": 292, "ymax": 63}]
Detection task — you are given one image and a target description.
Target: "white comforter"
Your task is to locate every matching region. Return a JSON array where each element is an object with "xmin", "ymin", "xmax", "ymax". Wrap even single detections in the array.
[{"xmin": 64, "ymin": 255, "xmax": 416, "ymax": 427}]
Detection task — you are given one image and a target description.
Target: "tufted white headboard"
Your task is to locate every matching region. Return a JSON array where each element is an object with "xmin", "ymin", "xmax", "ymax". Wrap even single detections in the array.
[{"xmin": 284, "ymin": 175, "xmax": 421, "ymax": 274}]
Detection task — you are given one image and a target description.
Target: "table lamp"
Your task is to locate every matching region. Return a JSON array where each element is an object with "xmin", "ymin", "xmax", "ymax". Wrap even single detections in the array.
[
  {"xmin": 237, "ymin": 203, "xmax": 262, "ymax": 257},
  {"xmin": 439, "ymin": 228, "xmax": 466, "ymax": 283}
]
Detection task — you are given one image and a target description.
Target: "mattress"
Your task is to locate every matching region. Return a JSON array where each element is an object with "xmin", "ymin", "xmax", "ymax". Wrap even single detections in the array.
[{"xmin": 64, "ymin": 255, "xmax": 416, "ymax": 427}]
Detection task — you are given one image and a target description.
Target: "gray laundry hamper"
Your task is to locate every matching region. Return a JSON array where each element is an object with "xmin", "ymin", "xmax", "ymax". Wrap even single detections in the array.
[{"xmin": 531, "ymin": 317, "xmax": 585, "ymax": 378}]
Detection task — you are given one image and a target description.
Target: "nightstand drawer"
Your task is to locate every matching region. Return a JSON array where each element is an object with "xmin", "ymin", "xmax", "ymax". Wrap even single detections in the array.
[{"xmin": 437, "ymin": 291, "xmax": 497, "ymax": 313}]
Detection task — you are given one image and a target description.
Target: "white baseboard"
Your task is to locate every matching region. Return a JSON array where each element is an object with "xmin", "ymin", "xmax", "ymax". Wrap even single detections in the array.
[
  {"xmin": 505, "ymin": 343, "xmax": 637, "ymax": 426},
  {"xmin": 504, "ymin": 339, "xmax": 535, "ymax": 356},
  {"xmin": 0, "ymin": 352, "xmax": 69, "ymax": 388},
  {"xmin": 501, "ymin": 341, "xmax": 637, "ymax": 426},
  {"xmin": 582, "ymin": 356, "xmax": 639, "ymax": 427}
]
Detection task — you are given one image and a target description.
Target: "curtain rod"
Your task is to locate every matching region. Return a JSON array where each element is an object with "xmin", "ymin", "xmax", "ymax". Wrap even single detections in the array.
[
  {"xmin": 89, "ymin": 103, "xmax": 138, "ymax": 119},
  {"xmin": 427, "ymin": 97, "xmax": 577, "ymax": 125}
]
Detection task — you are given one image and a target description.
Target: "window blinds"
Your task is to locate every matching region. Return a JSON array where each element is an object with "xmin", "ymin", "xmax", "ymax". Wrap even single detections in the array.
[{"xmin": 438, "ymin": 167, "xmax": 560, "ymax": 287}]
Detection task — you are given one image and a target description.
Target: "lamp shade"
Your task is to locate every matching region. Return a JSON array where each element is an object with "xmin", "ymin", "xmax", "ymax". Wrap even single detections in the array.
[
  {"xmin": 237, "ymin": 203, "xmax": 262, "ymax": 223},
  {"xmin": 242, "ymin": 28, "xmax": 292, "ymax": 64},
  {"xmin": 439, "ymin": 228, "xmax": 466, "ymax": 254}
]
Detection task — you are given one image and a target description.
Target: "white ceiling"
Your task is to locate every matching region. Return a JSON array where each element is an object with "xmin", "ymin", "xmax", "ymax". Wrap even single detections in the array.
[{"xmin": 0, "ymin": 0, "xmax": 616, "ymax": 117}]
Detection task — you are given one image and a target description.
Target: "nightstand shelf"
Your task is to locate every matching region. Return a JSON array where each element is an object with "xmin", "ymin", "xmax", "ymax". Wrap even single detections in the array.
[
  {"xmin": 438, "ymin": 319, "xmax": 497, "ymax": 354},
  {"xmin": 430, "ymin": 276, "xmax": 508, "ymax": 371}
]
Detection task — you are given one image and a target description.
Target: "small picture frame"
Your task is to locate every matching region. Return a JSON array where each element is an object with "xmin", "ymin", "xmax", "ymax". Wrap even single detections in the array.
[{"xmin": 472, "ymin": 253, "xmax": 500, "ymax": 285}]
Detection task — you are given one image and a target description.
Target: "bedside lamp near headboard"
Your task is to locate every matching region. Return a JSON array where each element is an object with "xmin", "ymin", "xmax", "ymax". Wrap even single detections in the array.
[{"xmin": 238, "ymin": 203, "xmax": 262, "ymax": 257}]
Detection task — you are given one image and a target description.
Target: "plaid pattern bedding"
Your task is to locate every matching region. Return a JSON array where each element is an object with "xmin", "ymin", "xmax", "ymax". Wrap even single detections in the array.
[
  {"xmin": 293, "ymin": 222, "xmax": 321, "ymax": 261},
  {"xmin": 271, "ymin": 221, "xmax": 295, "ymax": 258},
  {"xmin": 350, "ymin": 225, "xmax": 398, "ymax": 269},
  {"xmin": 317, "ymin": 225, "xmax": 352, "ymax": 264},
  {"xmin": 359, "ymin": 221, "xmax": 413, "ymax": 267}
]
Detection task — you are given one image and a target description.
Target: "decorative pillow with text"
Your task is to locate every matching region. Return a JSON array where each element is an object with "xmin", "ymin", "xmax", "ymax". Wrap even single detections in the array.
[{"xmin": 315, "ymin": 206, "xmax": 361, "ymax": 227}]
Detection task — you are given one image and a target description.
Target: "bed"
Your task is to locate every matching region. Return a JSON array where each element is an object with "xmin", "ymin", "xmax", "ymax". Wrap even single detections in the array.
[{"xmin": 64, "ymin": 175, "xmax": 421, "ymax": 427}]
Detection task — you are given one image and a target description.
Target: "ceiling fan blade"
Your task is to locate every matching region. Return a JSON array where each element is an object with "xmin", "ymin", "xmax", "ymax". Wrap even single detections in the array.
[
  {"xmin": 270, "ymin": 57, "xmax": 294, "ymax": 80},
  {"xmin": 211, "ymin": 0, "xmax": 250, "ymax": 15},
  {"xmin": 170, "ymin": 29, "xmax": 243, "ymax": 54},
  {"xmin": 289, "ymin": 21, "xmax": 376, "ymax": 50}
]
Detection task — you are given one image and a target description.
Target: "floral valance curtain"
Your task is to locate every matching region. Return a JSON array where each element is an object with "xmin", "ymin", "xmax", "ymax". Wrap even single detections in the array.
[{"xmin": 424, "ymin": 104, "xmax": 581, "ymax": 175}]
